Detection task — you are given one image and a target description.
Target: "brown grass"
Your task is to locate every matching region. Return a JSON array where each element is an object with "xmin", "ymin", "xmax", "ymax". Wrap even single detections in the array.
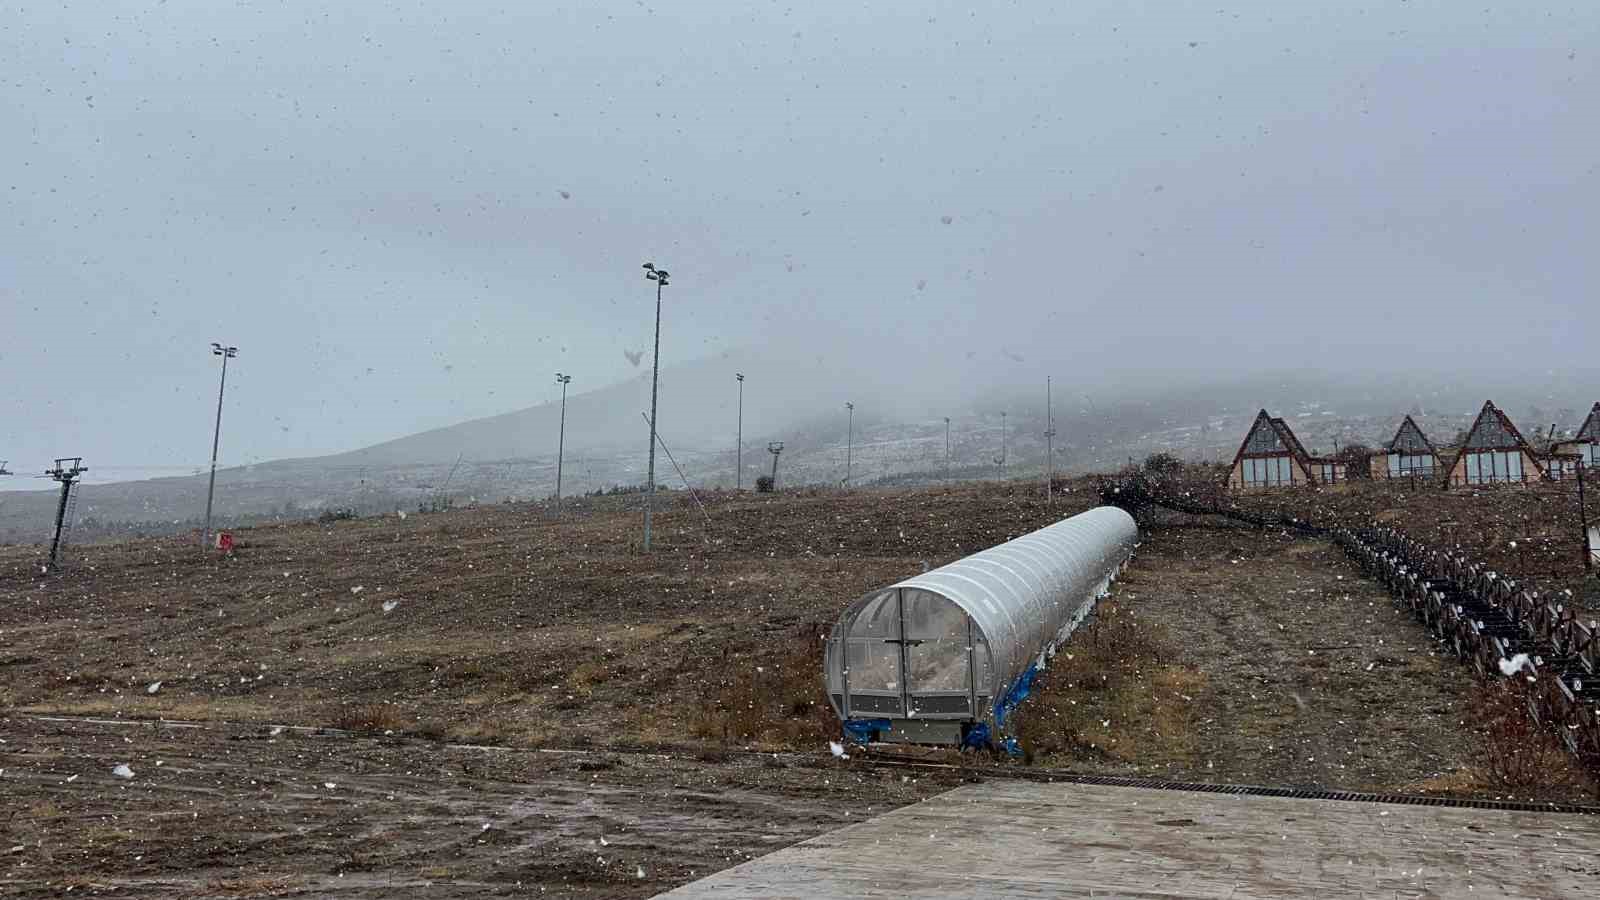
[
  {"xmin": 690, "ymin": 624, "xmax": 835, "ymax": 748},
  {"xmin": 198, "ymin": 876, "xmax": 301, "ymax": 897},
  {"xmin": 1016, "ymin": 601, "xmax": 1205, "ymax": 767},
  {"xmin": 328, "ymin": 701, "xmax": 408, "ymax": 733},
  {"xmin": 1466, "ymin": 681, "xmax": 1599, "ymax": 800}
]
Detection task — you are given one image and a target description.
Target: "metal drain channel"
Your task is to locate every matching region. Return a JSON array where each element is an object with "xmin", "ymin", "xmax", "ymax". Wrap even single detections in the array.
[{"xmin": 858, "ymin": 757, "xmax": 1600, "ymax": 814}]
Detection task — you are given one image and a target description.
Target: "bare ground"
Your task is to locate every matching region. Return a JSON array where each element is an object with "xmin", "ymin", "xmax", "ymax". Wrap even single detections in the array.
[
  {"xmin": 1018, "ymin": 518, "xmax": 1479, "ymax": 792},
  {"xmin": 0, "ymin": 715, "xmax": 957, "ymax": 898},
  {"xmin": 1, "ymin": 478, "xmax": 1594, "ymax": 897}
]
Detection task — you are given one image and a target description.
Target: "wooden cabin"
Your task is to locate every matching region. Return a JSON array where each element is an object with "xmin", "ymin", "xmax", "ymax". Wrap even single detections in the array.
[
  {"xmin": 1369, "ymin": 415, "xmax": 1442, "ymax": 481},
  {"xmin": 1445, "ymin": 401, "xmax": 1544, "ymax": 486},
  {"xmin": 1227, "ymin": 410, "xmax": 1345, "ymax": 490},
  {"xmin": 1550, "ymin": 402, "xmax": 1600, "ymax": 477}
]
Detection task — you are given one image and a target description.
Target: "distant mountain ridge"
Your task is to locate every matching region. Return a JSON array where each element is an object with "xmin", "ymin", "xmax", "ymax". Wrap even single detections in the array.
[{"xmin": 1, "ymin": 362, "xmax": 1595, "ymax": 544}]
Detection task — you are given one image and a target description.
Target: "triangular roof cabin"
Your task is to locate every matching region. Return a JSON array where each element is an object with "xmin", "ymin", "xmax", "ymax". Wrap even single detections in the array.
[
  {"xmin": 1386, "ymin": 415, "xmax": 1439, "ymax": 456},
  {"xmin": 1370, "ymin": 415, "xmax": 1443, "ymax": 479},
  {"xmin": 1447, "ymin": 401, "xmax": 1544, "ymax": 485},
  {"xmin": 1228, "ymin": 410, "xmax": 1333, "ymax": 488}
]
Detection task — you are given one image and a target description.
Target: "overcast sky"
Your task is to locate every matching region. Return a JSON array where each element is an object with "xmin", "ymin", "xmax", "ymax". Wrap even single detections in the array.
[{"xmin": 2, "ymin": 1, "xmax": 1595, "ymax": 483}]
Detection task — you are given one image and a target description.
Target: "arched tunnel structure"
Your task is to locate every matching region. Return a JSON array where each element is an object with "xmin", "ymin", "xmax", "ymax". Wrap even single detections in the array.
[{"xmin": 825, "ymin": 505, "xmax": 1138, "ymax": 748}]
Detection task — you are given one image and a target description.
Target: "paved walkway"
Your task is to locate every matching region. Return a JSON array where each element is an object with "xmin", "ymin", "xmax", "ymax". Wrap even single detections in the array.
[{"xmin": 655, "ymin": 780, "xmax": 1600, "ymax": 898}]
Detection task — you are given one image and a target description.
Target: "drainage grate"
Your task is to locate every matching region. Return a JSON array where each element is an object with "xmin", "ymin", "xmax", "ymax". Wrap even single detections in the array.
[
  {"xmin": 1041, "ymin": 773, "xmax": 1600, "ymax": 814},
  {"xmin": 861, "ymin": 757, "xmax": 1600, "ymax": 815}
]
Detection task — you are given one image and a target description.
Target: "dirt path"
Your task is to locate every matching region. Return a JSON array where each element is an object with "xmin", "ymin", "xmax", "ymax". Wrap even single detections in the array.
[{"xmin": 1018, "ymin": 519, "xmax": 1480, "ymax": 793}]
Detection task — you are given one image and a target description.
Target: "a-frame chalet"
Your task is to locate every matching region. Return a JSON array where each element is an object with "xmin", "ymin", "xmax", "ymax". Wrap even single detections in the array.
[
  {"xmin": 1370, "ymin": 415, "xmax": 1442, "ymax": 480},
  {"xmin": 1227, "ymin": 410, "xmax": 1344, "ymax": 490},
  {"xmin": 1445, "ymin": 401, "xmax": 1544, "ymax": 486}
]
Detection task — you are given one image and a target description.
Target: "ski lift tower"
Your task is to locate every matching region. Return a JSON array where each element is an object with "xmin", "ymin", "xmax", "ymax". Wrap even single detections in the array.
[
  {"xmin": 44, "ymin": 457, "xmax": 87, "ymax": 571},
  {"xmin": 767, "ymin": 441, "xmax": 785, "ymax": 490}
]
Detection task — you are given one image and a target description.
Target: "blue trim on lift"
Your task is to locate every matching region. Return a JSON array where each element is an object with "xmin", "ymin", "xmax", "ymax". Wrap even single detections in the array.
[
  {"xmin": 842, "ymin": 718, "xmax": 893, "ymax": 744},
  {"xmin": 960, "ymin": 722, "xmax": 991, "ymax": 752},
  {"xmin": 994, "ymin": 662, "xmax": 1040, "ymax": 732}
]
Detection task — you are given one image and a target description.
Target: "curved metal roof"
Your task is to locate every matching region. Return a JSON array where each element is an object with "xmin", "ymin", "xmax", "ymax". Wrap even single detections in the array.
[{"xmin": 831, "ymin": 505, "xmax": 1138, "ymax": 724}]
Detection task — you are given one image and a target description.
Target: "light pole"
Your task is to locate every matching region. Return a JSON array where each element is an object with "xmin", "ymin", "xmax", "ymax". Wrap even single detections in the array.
[
  {"xmin": 1000, "ymin": 411, "xmax": 1008, "ymax": 479},
  {"xmin": 845, "ymin": 402, "xmax": 854, "ymax": 488},
  {"xmin": 735, "ymin": 373, "xmax": 745, "ymax": 490},
  {"xmin": 641, "ymin": 262, "xmax": 669, "ymax": 551},
  {"xmin": 555, "ymin": 373, "xmax": 572, "ymax": 514},
  {"xmin": 943, "ymin": 417, "xmax": 951, "ymax": 483},
  {"xmin": 203, "ymin": 342, "xmax": 237, "ymax": 547},
  {"xmin": 1045, "ymin": 376, "xmax": 1056, "ymax": 505}
]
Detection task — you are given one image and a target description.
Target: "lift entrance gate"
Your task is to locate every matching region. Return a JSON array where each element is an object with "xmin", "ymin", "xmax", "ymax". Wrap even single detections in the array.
[{"xmin": 836, "ymin": 587, "xmax": 992, "ymax": 738}]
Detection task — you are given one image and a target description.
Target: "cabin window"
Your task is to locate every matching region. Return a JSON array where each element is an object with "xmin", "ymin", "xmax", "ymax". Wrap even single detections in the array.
[
  {"xmin": 1387, "ymin": 453, "xmax": 1435, "ymax": 477},
  {"xmin": 1462, "ymin": 450, "xmax": 1525, "ymax": 484},
  {"xmin": 1243, "ymin": 456, "xmax": 1292, "ymax": 487}
]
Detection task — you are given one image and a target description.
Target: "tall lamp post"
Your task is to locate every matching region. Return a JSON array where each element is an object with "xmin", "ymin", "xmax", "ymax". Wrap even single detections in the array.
[
  {"xmin": 1000, "ymin": 411, "xmax": 1008, "ymax": 479},
  {"xmin": 203, "ymin": 342, "xmax": 238, "ymax": 547},
  {"xmin": 943, "ymin": 417, "xmax": 951, "ymax": 483},
  {"xmin": 555, "ymin": 373, "xmax": 572, "ymax": 514},
  {"xmin": 845, "ymin": 402, "xmax": 854, "ymax": 488},
  {"xmin": 641, "ymin": 262, "xmax": 669, "ymax": 551},
  {"xmin": 1045, "ymin": 376, "xmax": 1056, "ymax": 505},
  {"xmin": 735, "ymin": 372, "xmax": 745, "ymax": 490}
]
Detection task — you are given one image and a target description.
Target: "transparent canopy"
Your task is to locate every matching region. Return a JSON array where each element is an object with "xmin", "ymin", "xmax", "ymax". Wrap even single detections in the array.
[{"xmin": 825, "ymin": 505, "xmax": 1138, "ymax": 727}]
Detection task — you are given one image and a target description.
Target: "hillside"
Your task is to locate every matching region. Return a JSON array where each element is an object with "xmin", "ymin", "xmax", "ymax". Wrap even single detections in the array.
[{"xmin": 3, "ymin": 365, "xmax": 1595, "ymax": 546}]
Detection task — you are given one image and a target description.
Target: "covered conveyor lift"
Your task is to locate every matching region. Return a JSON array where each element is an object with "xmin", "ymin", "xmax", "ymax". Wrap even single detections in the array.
[{"xmin": 824, "ymin": 505, "xmax": 1138, "ymax": 751}]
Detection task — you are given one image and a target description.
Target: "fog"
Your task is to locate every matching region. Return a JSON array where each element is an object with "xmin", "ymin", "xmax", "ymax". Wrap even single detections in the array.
[{"xmin": 3, "ymin": 1, "xmax": 1597, "ymax": 483}]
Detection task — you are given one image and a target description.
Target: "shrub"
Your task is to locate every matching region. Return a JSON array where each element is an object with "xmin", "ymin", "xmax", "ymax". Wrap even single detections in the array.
[
  {"xmin": 1143, "ymin": 452, "xmax": 1184, "ymax": 475},
  {"xmin": 755, "ymin": 475, "xmax": 776, "ymax": 493},
  {"xmin": 330, "ymin": 702, "xmax": 406, "ymax": 733},
  {"xmin": 1334, "ymin": 443, "xmax": 1374, "ymax": 480},
  {"xmin": 1468, "ymin": 682, "xmax": 1596, "ymax": 798},
  {"xmin": 690, "ymin": 625, "xmax": 832, "ymax": 746}
]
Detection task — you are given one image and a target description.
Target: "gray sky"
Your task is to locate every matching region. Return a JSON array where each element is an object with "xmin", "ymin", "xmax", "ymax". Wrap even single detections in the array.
[{"xmin": 3, "ymin": 1, "xmax": 1596, "ymax": 483}]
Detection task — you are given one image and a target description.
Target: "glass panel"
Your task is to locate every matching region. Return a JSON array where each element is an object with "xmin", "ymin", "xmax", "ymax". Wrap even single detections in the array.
[
  {"xmin": 826, "ymin": 635, "xmax": 843, "ymax": 695},
  {"xmin": 971, "ymin": 626, "xmax": 992, "ymax": 716},
  {"xmin": 1388, "ymin": 453, "xmax": 1401, "ymax": 476},
  {"xmin": 902, "ymin": 590, "xmax": 971, "ymax": 713},
  {"xmin": 845, "ymin": 590, "xmax": 903, "ymax": 716},
  {"xmin": 1276, "ymin": 456, "xmax": 1292, "ymax": 485},
  {"xmin": 1245, "ymin": 421, "xmax": 1285, "ymax": 453},
  {"xmin": 1506, "ymin": 451, "xmax": 1523, "ymax": 481}
]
